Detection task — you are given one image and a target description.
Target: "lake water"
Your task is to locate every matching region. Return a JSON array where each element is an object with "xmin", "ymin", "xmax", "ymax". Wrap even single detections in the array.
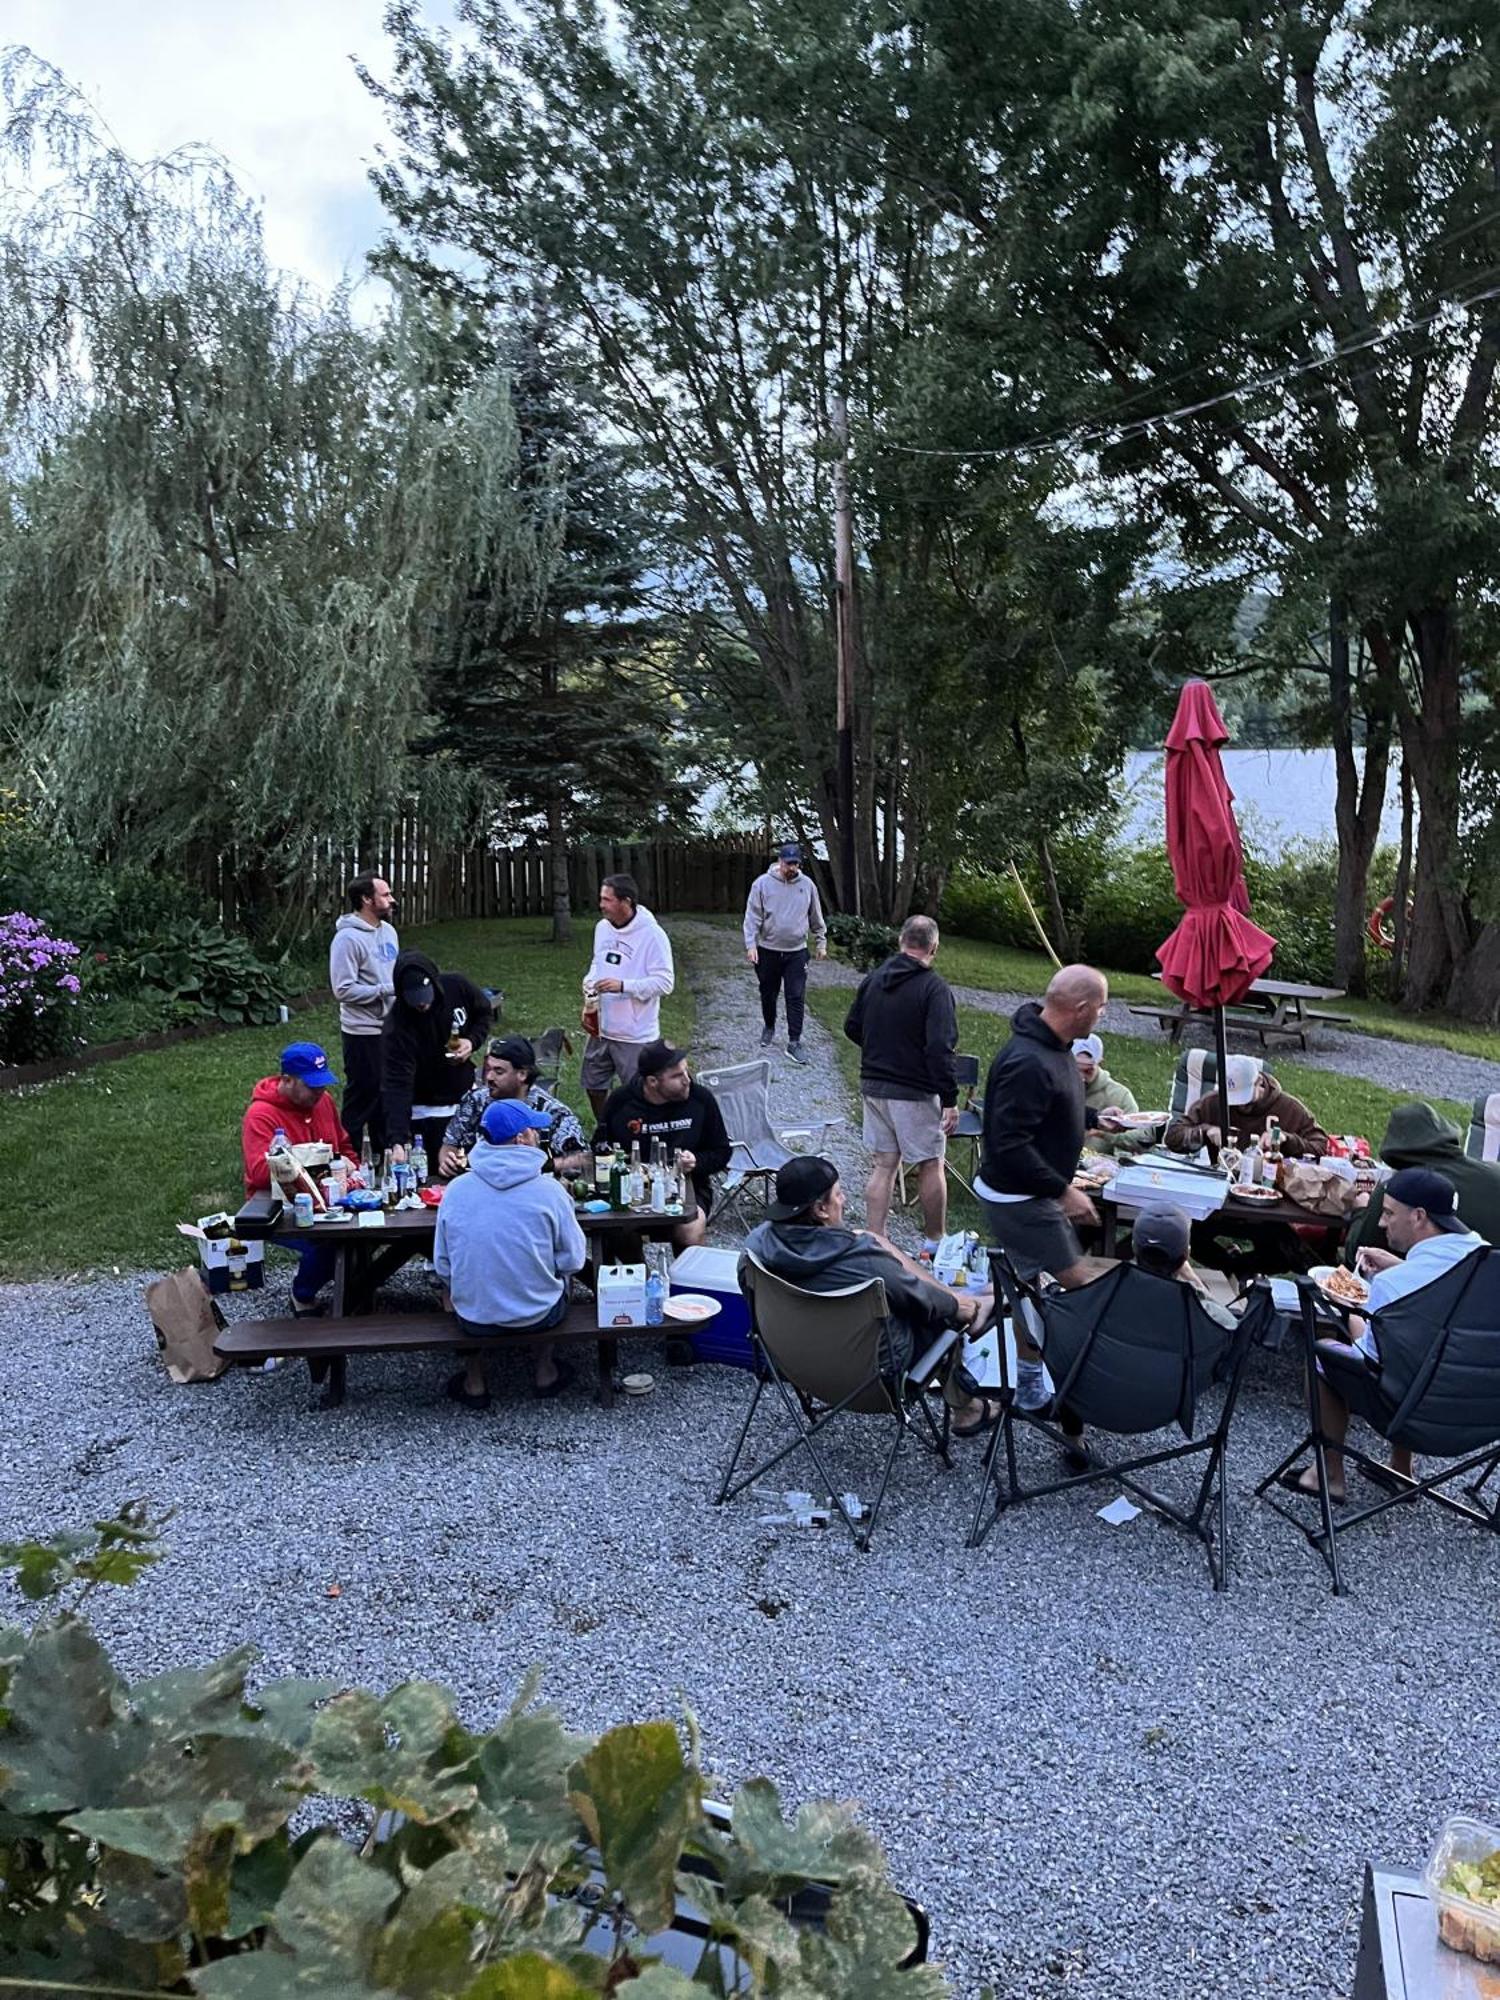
[{"xmin": 1119, "ymin": 748, "xmax": 1405, "ymax": 853}]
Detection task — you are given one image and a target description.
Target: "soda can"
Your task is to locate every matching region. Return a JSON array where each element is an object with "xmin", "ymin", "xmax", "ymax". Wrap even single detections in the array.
[{"xmin": 293, "ymin": 1192, "xmax": 316, "ymax": 1229}]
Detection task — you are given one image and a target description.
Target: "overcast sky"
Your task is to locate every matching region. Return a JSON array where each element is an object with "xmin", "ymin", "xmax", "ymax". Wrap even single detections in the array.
[{"xmin": 6, "ymin": 1, "xmax": 453, "ymax": 295}]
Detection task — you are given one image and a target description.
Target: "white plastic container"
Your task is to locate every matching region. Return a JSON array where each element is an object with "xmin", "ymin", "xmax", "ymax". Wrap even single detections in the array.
[{"xmin": 1423, "ymin": 1815, "xmax": 1500, "ymax": 1964}]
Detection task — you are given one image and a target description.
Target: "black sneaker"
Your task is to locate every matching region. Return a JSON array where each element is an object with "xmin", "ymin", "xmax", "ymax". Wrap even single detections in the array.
[
  {"xmin": 786, "ymin": 1041, "xmax": 809, "ymax": 1065},
  {"xmin": 759, "ymin": 1027, "xmax": 776, "ymax": 1048}
]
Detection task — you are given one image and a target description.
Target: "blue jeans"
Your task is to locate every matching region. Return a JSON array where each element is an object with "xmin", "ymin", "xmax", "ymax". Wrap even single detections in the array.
[{"xmin": 288, "ymin": 1240, "xmax": 338, "ymax": 1307}]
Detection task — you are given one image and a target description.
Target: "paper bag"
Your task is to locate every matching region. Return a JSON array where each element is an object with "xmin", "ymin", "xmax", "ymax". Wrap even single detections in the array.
[
  {"xmin": 1281, "ymin": 1160, "xmax": 1358, "ymax": 1219},
  {"xmin": 145, "ymin": 1267, "xmax": 229, "ymax": 1383}
]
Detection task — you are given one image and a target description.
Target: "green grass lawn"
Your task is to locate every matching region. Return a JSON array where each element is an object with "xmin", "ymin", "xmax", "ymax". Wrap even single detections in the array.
[
  {"xmin": 931, "ymin": 936, "xmax": 1500, "ymax": 1063},
  {"xmin": 0, "ymin": 918, "xmax": 696, "ymax": 1281}
]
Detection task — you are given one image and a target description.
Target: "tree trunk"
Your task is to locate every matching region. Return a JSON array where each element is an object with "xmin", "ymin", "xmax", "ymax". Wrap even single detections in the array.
[
  {"xmin": 545, "ymin": 791, "xmax": 571, "ymax": 944},
  {"xmin": 1397, "ymin": 606, "xmax": 1471, "ymax": 1012},
  {"xmin": 1446, "ymin": 922, "xmax": 1500, "ymax": 1027},
  {"xmin": 1036, "ymin": 834, "xmax": 1072, "ymax": 960},
  {"xmin": 1328, "ymin": 609, "xmax": 1392, "ymax": 994}
]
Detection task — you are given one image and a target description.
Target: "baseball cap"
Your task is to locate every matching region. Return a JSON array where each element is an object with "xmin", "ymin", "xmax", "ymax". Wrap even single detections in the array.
[
  {"xmin": 1223, "ymin": 1055, "xmax": 1262, "ymax": 1106},
  {"xmin": 636, "ymin": 1038, "xmax": 686, "ymax": 1078},
  {"xmin": 487, "ymin": 1034, "xmax": 537, "ymax": 1070},
  {"xmin": 400, "ymin": 969, "xmax": 436, "ymax": 1007},
  {"xmin": 777, "ymin": 842, "xmax": 802, "ymax": 863},
  {"xmin": 768, "ymin": 1155, "xmax": 839, "ymax": 1220},
  {"xmin": 1384, "ymin": 1167, "xmax": 1466, "ymax": 1232},
  {"xmin": 1132, "ymin": 1204, "xmax": 1191, "ymax": 1266},
  {"xmin": 280, "ymin": 1041, "xmax": 338, "ymax": 1089},
  {"xmin": 1072, "ymin": 1034, "xmax": 1104, "ymax": 1064},
  {"xmin": 480, "ymin": 1098, "xmax": 553, "ymax": 1144}
]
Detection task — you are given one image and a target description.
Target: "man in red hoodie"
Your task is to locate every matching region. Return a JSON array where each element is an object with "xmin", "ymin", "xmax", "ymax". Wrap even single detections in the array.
[{"xmin": 241, "ymin": 1042, "xmax": 356, "ymax": 1314}]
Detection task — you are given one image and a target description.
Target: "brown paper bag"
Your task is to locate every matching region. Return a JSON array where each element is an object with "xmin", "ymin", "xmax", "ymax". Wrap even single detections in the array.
[
  {"xmin": 145, "ymin": 1267, "xmax": 229, "ymax": 1383},
  {"xmin": 1281, "ymin": 1161, "xmax": 1358, "ymax": 1219}
]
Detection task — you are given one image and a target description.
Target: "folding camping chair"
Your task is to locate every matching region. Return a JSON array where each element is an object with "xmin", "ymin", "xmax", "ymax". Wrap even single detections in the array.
[
  {"xmin": 894, "ymin": 1053, "xmax": 983, "ymax": 1209},
  {"xmin": 1256, "ymin": 1250, "xmax": 1500, "ymax": 1593},
  {"xmin": 1168, "ymin": 1048, "xmax": 1262, "ymax": 1120},
  {"xmin": 1466, "ymin": 1092, "xmax": 1500, "ymax": 1163},
  {"xmin": 716, "ymin": 1251, "xmax": 961, "ymax": 1549},
  {"xmin": 529, "ymin": 1026, "xmax": 572, "ymax": 1090},
  {"xmin": 696, "ymin": 1059, "xmax": 843, "ymax": 1235},
  {"xmin": 969, "ymin": 1248, "xmax": 1265, "ymax": 1588}
]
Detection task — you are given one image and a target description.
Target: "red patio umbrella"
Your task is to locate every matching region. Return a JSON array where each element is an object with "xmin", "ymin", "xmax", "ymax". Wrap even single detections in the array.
[{"xmin": 1156, "ymin": 680, "xmax": 1276, "ymax": 1123}]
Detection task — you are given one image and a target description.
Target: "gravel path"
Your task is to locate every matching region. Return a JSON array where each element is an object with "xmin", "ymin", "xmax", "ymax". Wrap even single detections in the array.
[
  {"xmin": 2, "ymin": 918, "xmax": 1497, "ymax": 1998},
  {"xmin": 811, "ymin": 958, "xmax": 1496, "ymax": 1107}
]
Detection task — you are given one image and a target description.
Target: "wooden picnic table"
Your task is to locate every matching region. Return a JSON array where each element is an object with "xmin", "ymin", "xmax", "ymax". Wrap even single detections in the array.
[
  {"xmin": 1129, "ymin": 974, "xmax": 1351, "ymax": 1050},
  {"xmin": 1095, "ymin": 1181, "xmax": 1347, "ymax": 1258}
]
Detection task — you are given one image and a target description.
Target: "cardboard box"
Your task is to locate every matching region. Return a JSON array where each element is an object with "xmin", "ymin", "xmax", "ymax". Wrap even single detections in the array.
[
  {"xmin": 1106, "ymin": 1161, "xmax": 1229, "ymax": 1223},
  {"xmin": 198, "ymin": 1233, "xmax": 265, "ymax": 1295},
  {"xmin": 596, "ymin": 1261, "xmax": 646, "ymax": 1329}
]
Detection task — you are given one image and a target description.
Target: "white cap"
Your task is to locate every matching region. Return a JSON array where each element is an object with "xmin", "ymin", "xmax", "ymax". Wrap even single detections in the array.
[
  {"xmin": 1072, "ymin": 1035, "xmax": 1104, "ymax": 1064},
  {"xmin": 1224, "ymin": 1054, "xmax": 1263, "ymax": 1106}
]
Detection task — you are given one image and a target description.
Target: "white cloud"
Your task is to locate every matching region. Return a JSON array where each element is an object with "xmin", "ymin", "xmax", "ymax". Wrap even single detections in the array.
[{"xmin": 4, "ymin": 0, "xmax": 453, "ymax": 295}]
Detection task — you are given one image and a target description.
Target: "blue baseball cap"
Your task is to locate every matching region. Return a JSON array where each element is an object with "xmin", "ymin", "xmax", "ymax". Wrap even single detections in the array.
[
  {"xmin": 777, "ymin": 842, "xmax": 802, "ymax": 862},
  {"xmin": 280, "ymin": 1041, "xmax": 338, "ymax": 1089},
  {"xmin": 480, "ymin": 1097, "xmax": 553, "ymax": 1144}
]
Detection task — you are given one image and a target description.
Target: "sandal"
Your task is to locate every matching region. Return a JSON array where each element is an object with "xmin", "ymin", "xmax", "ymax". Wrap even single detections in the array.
[
  {"xmin": 953, "ymin": 1396, "xmax": 1003, "ymax": 1439},
  {"xmin": 1275, "ymin": 1464, "xmax": 1346, "ymax": 1506},
  {"xmin": 533, "ymin": 1356, "xmax": 575, "ymax": 1401},
  {"xmin": 445, "ymin": 1370, "xmax": 491, "ymax": 1412}
]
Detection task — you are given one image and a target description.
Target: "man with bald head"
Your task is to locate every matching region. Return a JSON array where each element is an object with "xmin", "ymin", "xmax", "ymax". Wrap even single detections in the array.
[{"xmin": 977, "ymin": 963, "xmax": 1110, "ymax": 1287}]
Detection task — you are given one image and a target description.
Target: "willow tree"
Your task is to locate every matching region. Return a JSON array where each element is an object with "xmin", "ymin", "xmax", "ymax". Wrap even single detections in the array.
[{"xmin": 0, "ymin": 52, "xmax": 562, "ymax": 917}]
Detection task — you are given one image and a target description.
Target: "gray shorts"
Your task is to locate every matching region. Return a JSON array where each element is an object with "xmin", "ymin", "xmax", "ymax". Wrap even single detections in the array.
[
  {"xmin": 580, "ymin": 1035, "xmax": 645, "ymax": 1092},
  {"xmin": 980, "ymin": 1194, "xmax": 1081, "ymax": 1282},
  {"xmin": 862, "ymin": 1094, "xmax": 945, "ymax": 1165}
]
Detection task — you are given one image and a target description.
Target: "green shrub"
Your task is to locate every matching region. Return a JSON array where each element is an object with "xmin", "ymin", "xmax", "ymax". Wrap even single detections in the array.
[
  {"xmin": 118, "ymin": 919, "xmax": 288, "ymax": 1025},
  {"xmin": 826, "ymin": 912, "xmax": 899, "ymax": 969},
  {"xmin": 0, "ymin": 1509, "xmax": 946, "ymax": 1995},
  {"xmin": 0, "ymin": 815, "xmax": 208, "ymax": 956},
  {"xmin": 938, "ymin": 867, "xmax": 1035, "ymax": 950}
]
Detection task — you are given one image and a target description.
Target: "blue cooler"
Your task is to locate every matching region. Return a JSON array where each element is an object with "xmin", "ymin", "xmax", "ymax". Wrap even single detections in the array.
[{"xmin": 669, "ymin": 1246, "xmax": 754, "ymax": 1368}]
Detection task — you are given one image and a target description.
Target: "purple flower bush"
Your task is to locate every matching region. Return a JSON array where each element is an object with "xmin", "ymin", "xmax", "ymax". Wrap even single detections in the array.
[{"xmin": 0, "ymin": 911, "xmax": 83, "ymax": 1064}]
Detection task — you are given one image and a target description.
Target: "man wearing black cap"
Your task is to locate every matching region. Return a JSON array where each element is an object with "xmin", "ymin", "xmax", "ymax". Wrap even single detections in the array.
[
  {"xmin": 743, "ymin": 843, "xmax": 828, "ymax": 1063},
  {"xmin": 382, "ymin": 948, "xmax": 493, "ymax": 1167},
  {"xmin": 593, "ymin": 1039, "xmax": 732, "ymax": 1248},
  {"xmin": 1282, "ymin": 1167, "xmax": 1487, "ymax": 1501},
  {"xmin": 438, "ymin": 1036, "xmax": 589, "ymax": 1179},
  {"xmin": 746, "ymin": 1156, "xmax": 1002, "ymax": 1437}
]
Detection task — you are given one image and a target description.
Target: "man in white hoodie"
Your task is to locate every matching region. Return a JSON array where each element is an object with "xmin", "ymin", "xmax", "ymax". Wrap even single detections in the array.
[
  {"xmin": 581, "ymin": 873, "xmax": 676, "ymax": 1118},
  {"xmin": 434, "ymin": 1097, "xmax": 588, "ymax": 1407},
  {"xmin": 329, "ymin": 875, "xmax": 399, "ymax": 1155}
]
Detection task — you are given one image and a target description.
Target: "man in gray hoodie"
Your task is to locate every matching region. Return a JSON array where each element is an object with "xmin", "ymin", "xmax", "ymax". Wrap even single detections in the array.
[
  {"xmin": 329, "ymin": 875, "xmax": 399, "ymax": 1155},
  {"xmin": 742, "ymin": 843, "xmax": 827, "ymax": 1064},
  {"xmin": 433, "ymin": 1097, "xmax": 588, "ymax": 1408}
]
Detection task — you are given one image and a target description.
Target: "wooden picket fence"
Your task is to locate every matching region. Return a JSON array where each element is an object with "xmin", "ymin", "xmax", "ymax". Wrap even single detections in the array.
[{"xmin": 196, "ymin": 826, "xmax": 775, "ymax": 931}]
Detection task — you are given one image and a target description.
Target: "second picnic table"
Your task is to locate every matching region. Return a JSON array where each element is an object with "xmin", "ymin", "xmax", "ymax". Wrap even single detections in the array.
[{"xmin": 1129, "ymin": 974, "xmax": 1351, "ymax": 1050}]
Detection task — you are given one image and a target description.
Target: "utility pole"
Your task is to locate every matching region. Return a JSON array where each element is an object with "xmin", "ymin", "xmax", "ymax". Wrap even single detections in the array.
[{"xmin": 832, "ymin": 393, "xmax": 860, "ymax": 915}]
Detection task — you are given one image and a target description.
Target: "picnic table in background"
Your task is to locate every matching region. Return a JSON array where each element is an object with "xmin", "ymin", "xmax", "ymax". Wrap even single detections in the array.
[
  {"xmin": 219, "ymin": 1187, "xmax": 697, "ymax": 1407},
  {"xmin": 1129, "ymin": 973, "xmax": 1351, "ymax": 1050}
]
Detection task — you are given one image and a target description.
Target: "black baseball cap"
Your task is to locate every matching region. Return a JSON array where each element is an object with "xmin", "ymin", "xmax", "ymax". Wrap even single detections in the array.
[
  {"xmin": 636, "ymin": 1039, "xmax": 687, "ymax": 1078},
  {"xmin": 1132, "ymin": 1204, "xmax": 1191, "ymax": 1265},
  {"xmin": 768, "ymin": 1155, "xmax": 839, "ymax": 1220},
  {"xmin": 487, "ymin": 1035, "xmax": 536, "ymax": 1070},
  {"xmin": 1384, "ymin": 1167, "xmax": 1467, "ymax": 1232},
  {"xmin": 400, "ymin": 969, "xmax": 435, "ymax": 1007}
]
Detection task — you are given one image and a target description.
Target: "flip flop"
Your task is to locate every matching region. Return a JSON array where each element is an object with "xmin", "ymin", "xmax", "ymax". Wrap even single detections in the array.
[
  {"xmin": 953, "ymin": 1397, "xmax": 1003, "ymax": 1439},
  {"xmin": 1362, "ymin": 1462, "xmax": 1416, "ymax": 1496},
  {"xmin": 1275, "ymin": 1465, "xmax": 1346, "ymax": 1506},
  {"xmin": 445, "ymin": 1370, "xmax": 491, "ymax": 1412},
  {"xmin": 533, "ymin": 1355, "xmax": 575, "ymax": 1401}
]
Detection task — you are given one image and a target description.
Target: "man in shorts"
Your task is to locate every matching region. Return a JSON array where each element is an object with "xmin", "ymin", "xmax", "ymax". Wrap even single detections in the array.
[
  {"xmin": 842, "ymin": 915, "xmax": 959, "ymax": 1253},
  {"xmin": 580, "ymin": 874, "xmax": 676, "ymax": 1119}
]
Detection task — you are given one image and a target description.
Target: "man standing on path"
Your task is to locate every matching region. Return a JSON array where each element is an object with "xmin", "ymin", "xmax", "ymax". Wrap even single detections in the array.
[
  {"xmin": 581, "ymin": 874, "xmax": 676, "ymax": 1119},
  {"xmin": 329, "ymin": 874, "xmax": 398, "ymax": 1156},
  {"xmin": 842, "ymin": 915, "xmax": 959, "ymax": 1253},
  {"xmin": 742, "ymin": 842, "xmax": 827, "ymax": 1064}
]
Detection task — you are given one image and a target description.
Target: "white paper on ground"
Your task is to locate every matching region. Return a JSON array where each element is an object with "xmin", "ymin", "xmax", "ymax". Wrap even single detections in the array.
[
  {"xmin": 1097, "ymin": 1494, "xmax": 1141, "ymax": 1525},
  {"xmin": 1269, "ymin": 1278, "xmax": 1300, "ymax": 1315}
]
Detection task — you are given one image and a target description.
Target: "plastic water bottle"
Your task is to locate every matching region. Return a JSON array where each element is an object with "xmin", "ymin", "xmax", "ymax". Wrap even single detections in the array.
[
  {"xmin": 645, "ymin": 1266, "xmax": 665, "ymax": 1326},
  {"xmin": 410, "ymin": 1136, "xmax": 428, "ymax": 1187}
]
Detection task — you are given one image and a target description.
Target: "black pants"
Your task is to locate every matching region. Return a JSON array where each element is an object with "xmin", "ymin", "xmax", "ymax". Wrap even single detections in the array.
[
  {"xmin": 341, "ymin": 1033, "xmax": 385, "ymax": 1155},
  {"xmin": 755, "ymin": 947, "xmax": 809, "ymax": 1040}
]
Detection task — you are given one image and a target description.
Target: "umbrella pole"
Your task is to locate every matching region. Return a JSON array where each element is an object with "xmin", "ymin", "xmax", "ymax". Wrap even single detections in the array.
[{"xmin": 1215, "ymin": 1004, "xmax": 1230, "ymax": 1147}]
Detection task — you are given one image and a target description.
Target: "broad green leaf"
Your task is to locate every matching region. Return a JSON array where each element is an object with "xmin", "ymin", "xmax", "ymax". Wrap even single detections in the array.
[
  {"xmin": 0, "ymin": 1618, "xmax": 146, "ymax": 1811},
  {"xmin": 470, "ymin": 1671, "xmax": 587, "ymax": 1852},
  {"xmin": 569, "ymin": 1722, "xmax": 700, "ymax": 1937},
  {"xmin": 225, "ymin": 1833, "xmax": 297, "ymax": 1940},
  {"xmin": 370, "ymin": 1848, "xmax": 512, "ymax": 1995},
  {"xmin": 724, "ymin": 1778, "xmax": 882, "ymax": 1894},
  {"xmin": 459, "ymin": 1952, "xmax": 599, "ymax": 1999},
  {"xmin": 64, "ymin": 1801, "xmax": 201, "ymax": 1867},
  {"xmin": 308, "ymin": 1683, "xmax": 478, "ymax": 1824},
  {"xmin": 130, "ymin": 1645, "xmax": 260, "ymax": 1737},
  {"xmin": 794, "ymin": 1881, "xmax": 948, "ymax": 1999},
  {"xmin": 272, "ymin": 1833, "xmax": 400, "ymax": 1965},
  {"xmin": 194, "ymin": 1953, "xmax": 397, "ymax": 2000},
  {"xmin": 95, "ymin": 1842, "xmax": 188, "ymax": 1942},
  {"xmin": 247, "ymin": 1674, "xmax": 342, "ymax": 1752}
]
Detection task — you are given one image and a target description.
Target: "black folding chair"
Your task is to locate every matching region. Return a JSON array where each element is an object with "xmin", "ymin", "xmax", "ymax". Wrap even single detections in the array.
[
  {"xmin": 969, "ymin": 1249, "xmax": 1265, "ymax": 1589},
  {"xmin": 1256, "ymin": 1249, "xmax": 1500, "ymax": 1593},
  {"xmin": 716, "ymin": 1251, "xmax": 961, "ymax": 1550}
]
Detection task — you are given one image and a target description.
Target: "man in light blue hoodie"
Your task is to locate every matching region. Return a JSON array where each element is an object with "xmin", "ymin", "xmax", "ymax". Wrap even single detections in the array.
[{"xmin": 434, "ymin": 1097, "xmax": 588, "ymax": 1409}]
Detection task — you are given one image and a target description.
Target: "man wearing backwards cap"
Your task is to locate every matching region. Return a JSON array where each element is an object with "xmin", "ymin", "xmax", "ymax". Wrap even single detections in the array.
[
  {"xmin": 433, "ymin": 1096, "xmax": 589, "ymax": 1408},
  {"xmin": 593, "ymin": 1039, "xmax": 732, "ymax": 1250},
  {"xmin": 742, "ymin": 842, "xmax": 827, "ymax": 1064},
  {"xmin": 439, "ymin": 1036, "xmax": 589, "ymax": 1180},
  {"xmin": 240, "ymin": 1043, "xmax": 358, "ymax": 1315},
  {"xmin": 745, "ymin": 1155, "xmax": 1004, "ymax": 1439},
  {"xmin": 381, "ymin": 948, "xmax": 493, "ymax": 1167},
  {"xmin": 1280, "ymin": 1166, "xmax": 1488, "ymax": 1501},
  {"xmin": 1071, "ymin": 1035, "xmax": 1152, "ymax": 1155}
]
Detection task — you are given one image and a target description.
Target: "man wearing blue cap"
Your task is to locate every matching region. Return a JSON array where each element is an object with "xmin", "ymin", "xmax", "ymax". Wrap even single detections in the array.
[
  {"xmin": 240, "ymin": 1043, "xmax": 357, "ymax": 1314},
  {"xmin": 742, "ymin": 843, "xmax": 827, "ymax": 1064},
  {"xmin": 1281, "ymin": 1166, "xmax": 1488, "ymax": 1501},
  {"xmin": 433, "ymin": 1096, "xmax": 588, "ymax": 1407}
]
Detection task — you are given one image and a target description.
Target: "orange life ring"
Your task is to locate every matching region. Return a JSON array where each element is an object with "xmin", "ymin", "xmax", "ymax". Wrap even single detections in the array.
[{"xmin": 1366, "ymin": 896, "xmax": 1412, "ymax": 951}]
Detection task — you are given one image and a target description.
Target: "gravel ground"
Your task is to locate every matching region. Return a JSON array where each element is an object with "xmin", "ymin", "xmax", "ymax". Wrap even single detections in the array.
[
  {"xmin": 810, "ymin": 958, "xmax": 1497, "ymax": 1107},
  {"xmin": 3, "ymin": 922, "xmax": 1498, "ymax": 1999}
]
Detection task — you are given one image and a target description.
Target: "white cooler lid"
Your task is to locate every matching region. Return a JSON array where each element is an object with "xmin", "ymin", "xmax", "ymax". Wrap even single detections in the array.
[{"xmin": 670, "ymin": 1245, "xmax": 742, "ymax": 1289}]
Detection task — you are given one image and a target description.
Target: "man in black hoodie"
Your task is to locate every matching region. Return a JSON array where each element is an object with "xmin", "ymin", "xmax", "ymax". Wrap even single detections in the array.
[
  {"xmin": 594, "ymin": 1040, "xmax": 732, "ymax": 1248},
  {"xmin": 843, "ymin": 916, "xmax": 959, "ymax": 1250},
  {"xmin": 382, "ymin": 949, "xmax": 494, "ymax": 1167}
]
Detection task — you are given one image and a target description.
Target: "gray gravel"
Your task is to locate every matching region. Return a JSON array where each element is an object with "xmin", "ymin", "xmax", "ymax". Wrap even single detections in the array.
[
  {"xmin": 811, "ymin": 958, "xmax": 1497, "ymax": 1109},
  {"xmin": 3, "ymin": 918, "xmax": 1498, "ymax": 1998}
]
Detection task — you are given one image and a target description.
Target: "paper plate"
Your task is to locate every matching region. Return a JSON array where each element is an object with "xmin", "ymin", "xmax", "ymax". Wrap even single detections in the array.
[
  {"xmin": 663, "ymin": 1293, "xmax": 721, "ymax": 1323},
  {"xmin": 1309, "ymin": 1263, "xmax": 1370, "ymax": 1307},
  {"xmin": 1228, "ymin": 1184, "xmax": 1281, "ymax": 1204}
]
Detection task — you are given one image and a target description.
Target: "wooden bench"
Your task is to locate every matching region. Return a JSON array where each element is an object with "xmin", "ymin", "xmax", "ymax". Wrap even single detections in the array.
[
  {"xmin": 1126, "ymin": 1003, "xmax": 1312, "ymax": 1050},
  {"xmin": 215, "ymin": 1298, "xmax": 659, "ymax": 1409}
]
